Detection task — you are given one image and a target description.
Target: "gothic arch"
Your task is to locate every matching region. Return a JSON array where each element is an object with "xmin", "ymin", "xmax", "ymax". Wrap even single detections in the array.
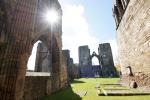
[
  {"xmin": 90, "ymin": 52, "xmax": 101, "ymax": 66},
  {"xmin": 90, "ymin": 52, "xmax": 99, "ymax": 60},
  {"xmin": 0, "ymin": 0, "xmax": 62, "ymax": 99}
]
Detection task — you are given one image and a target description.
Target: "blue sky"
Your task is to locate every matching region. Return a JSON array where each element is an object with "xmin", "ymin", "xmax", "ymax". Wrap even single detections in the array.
[
  {"xmin": 60, "ymin": 0, "xmax": 116, "ymax": 42},
  {"xmin": 28, "ymin": 0, "xmax": 118, "ymax": 70},
  {"xmin": 60, "ymin": 0, "xmax": 118, "ymax": 64}
]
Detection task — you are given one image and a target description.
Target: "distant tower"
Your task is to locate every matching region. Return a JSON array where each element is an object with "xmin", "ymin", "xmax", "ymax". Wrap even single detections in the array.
[
  {"xmin": 79, "ymin": 45, "xmax": 91, "ymax": 67},
  {"xmin": 63, "ymin": 50, "xmax": 75, "ymax": 81},
  {"xmin": 98, "ymin": 43, "xmax": 117, "ymax": 77},
  {"xmin": 63, "ymin": 50, "xmax": 71, "ymax": 67},
  {"xmin": 78, "ymin": 45, "xmax": 93, "ymax": 77}
]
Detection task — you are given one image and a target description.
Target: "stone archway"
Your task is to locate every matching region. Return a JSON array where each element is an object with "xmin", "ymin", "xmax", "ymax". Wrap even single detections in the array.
[
  {"xmin": 90, "ymin": 52, "xmax": 101, "ymax": 66},
  {"xmin": 90, "ymin": 52, "xmax": 102, "ymax": 76},
  {"xmin": 0, "ymin": 0, "xmax": 63, "ymax": 100}
]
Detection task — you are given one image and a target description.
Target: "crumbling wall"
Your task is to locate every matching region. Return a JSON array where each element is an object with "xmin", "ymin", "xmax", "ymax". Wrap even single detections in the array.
[
  {"xmin": 60, "ymin": 53, "xmax": 68, "ymax": 88},
  {"xmin": 0, "ymin": 0, "xmax": 65, "ymax": 99}
]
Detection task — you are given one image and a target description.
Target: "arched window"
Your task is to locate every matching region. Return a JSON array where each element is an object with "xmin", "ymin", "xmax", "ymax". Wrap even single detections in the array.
[
  {"xmin": 92, "ymin": 56, "xmax": 99, "ymax": 66},
  {"xmin": 27, "ymin": 40, "xmax": 42, "ymax": 71}
]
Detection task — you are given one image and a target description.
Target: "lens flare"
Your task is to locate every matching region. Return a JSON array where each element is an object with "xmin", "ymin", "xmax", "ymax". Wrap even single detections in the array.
[{"xmin": 44, "ymin": 10, "xmax": 59, "ymax": 24}]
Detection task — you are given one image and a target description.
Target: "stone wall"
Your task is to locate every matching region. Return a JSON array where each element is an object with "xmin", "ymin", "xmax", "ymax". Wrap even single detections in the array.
[
  {"xmin": 70, "ymin": 64, "xmax": 79, "ymax": 79},
  {"xmin": 117, "ymin": 0, "xmax": 150, "ymax": 74},
  {"xmin": 79, "ymin": 45, "xmax": 91, "ymax": 67},
  {"xmin": 98, "ymin": 43, "xmax": 117, "ymax": 77},
  {"xmin": 115, "ymin": 0, "xmax": 150, "ymax": 86},
  {"xmin": 23, "ymin": 72, "xmax": 51, "ymax": 100},
  {"xmin": 78, "ymin": 44, "xmax": 118, "ymax": 77},
  {"xmin": 78, "ymin": 45, "xmax": 93, "ymax": 77},
  {"xmin": 98, "ymin": 43, "xmax": 114, "ymax": 67},
  {"xmin": 60, "ymin": 53, "xmax": 68, "ymax": 88},
  {"xmin": 63, "ymin": 50, "xmax": 79, "ymax": 80},
  {"xmin": 0, "ymin": 0, "xmax": 65, "ymax": 99},
  {"xmin": 35, "ymin": 42, "xmax": 51, "ymax": 72},
  {"xmin": 62, "ymin": 50, "xmax": 71, "ymax": 81},
  {"xmin": 24, "ymin": 71, "xmax": 68, "ymax": 100}
]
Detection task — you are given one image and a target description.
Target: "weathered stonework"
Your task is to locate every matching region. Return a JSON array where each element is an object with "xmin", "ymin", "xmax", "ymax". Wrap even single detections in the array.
[
  {"xmin": 59, "ymin": 54, "xmax": 68, "ymax": 88},
  {"xmin": 63, "ymin": 50, "xmax": 79, "ymax": 81},
  {"xmin": 70, "ymin": 63, "xmax": 80, "ymax": 79},
  {"xmin": 0, "ymin": 0, "xmax": 67, "ymax": 100},
  {"xmin": 78, "ymin": 45, "xmax": 93, "ymax": 77},
  {"xmin": 99, "ymin": 43, "xmax": 117, "ymax": 77},
  {"xmin": 23, "ymin": 53, "xmax": 68, "ymax": 100},
  {"xmin": 78, "ymin": 44, "xmax": 118, "ymax": 77},
  {"xmin": 113, "ymin": 0, "xmax": 150, "ymax": 87},
  {"xmin": 23, "ymin": 73, "xmax": 51, "ymax": 100},
  {"xmin": 35, "ymin": 42, "xmax": 51, "ymax": 72}
]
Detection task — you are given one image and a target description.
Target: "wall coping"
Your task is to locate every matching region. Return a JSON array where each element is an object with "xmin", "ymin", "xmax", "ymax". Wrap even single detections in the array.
[{"xmin": 26, "ymin": 72, "xmax": 50, "ymax": 76}]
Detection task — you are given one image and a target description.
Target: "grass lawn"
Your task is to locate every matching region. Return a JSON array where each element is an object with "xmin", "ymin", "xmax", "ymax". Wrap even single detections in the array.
[{"xmin": 43, "ymin": 78, "xmax": 150, "ymax": 100}]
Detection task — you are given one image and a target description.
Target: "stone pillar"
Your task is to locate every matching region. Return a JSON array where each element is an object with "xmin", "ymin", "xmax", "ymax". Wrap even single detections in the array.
[
  {"xmin": 0, "ymin": 41, "xmax": 31, "ymax": 100},
  {"xmin": 0, "ymin": 0, "xmax": 36, "ymax": 99},
  {"xmin": 50, "ymin": 36, "xmax": 61, "ymax": 92},
  {"xmin": 34, "ymin": 42, "xmax": 42, "ymax": 72}
]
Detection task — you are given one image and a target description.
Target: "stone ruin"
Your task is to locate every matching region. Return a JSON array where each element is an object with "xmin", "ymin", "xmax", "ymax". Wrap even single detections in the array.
[
  {"xmin": 78, "ymin": 43, "xmax": 118, "ymax": 78},
  {"xmin": 0, "ymin": 0, "xmax": 68, "ymax": 100},
  {"xmin": 113, "ymin": 0, "xmax": 150, "ymax": 88},
  {"xmin": 63, "ymin": 50, "xmax": 79, "ymax": 81}
]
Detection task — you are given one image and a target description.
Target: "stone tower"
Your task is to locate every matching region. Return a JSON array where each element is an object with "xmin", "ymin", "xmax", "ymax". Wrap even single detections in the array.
[
  {"xmin": 79, "ymin": 45, "xmax": 91, "ymax": 67},
  {"xmin": 99, "ymin": 43, "xmax": 114, "ymax": 67},
  {"xmin": 98, "ymin": 43, "xmax": 116, "ymax": 77},
  {"xmin": 62, "ymin": 50, "xmax": 71, "ymax": 81},
  {"xmin": 78, "ymin": 45, "xmax": 93, "ymax": 77}
]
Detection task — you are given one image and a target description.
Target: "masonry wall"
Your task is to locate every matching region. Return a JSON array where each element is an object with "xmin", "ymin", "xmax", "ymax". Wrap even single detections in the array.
[
  {"xmin": 99, "ymin": 43, "xmax": 114, "ymax": 67},
  {"xmin": 24, "ymin": 71, "xmax": 68, "ymax": 100},
  {"xmin": 60, "ymin": 54, "xmax": 68, "ymax": 88},
  {"xmin": 78, "ymin": 46, "xmax": 93, "ymax": 77},
  {"xmin": 117, "ymin": 0, "xmax": 150, "ymax": 75},
  {"xmin": 98, "ymin": 43, "xmax": 118, "ymax": 77},
  {"xmin": 79, "ymin": 45, "xmax": 91, "ymax": 66},
  {"xmin": 23, "ymin": 73, "xmax": 51, "ymax": 100}
]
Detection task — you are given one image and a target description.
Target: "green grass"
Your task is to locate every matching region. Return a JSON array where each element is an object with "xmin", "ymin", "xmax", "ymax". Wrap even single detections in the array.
[{"xmin": 43, "ymin": 78, "xmax": 150, "ymax": 100}]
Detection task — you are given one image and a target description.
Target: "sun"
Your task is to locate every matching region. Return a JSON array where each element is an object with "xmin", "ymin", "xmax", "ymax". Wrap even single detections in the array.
[{"xmin": 44, "ymin": 9, "xmax": 59, "ymax": 24}]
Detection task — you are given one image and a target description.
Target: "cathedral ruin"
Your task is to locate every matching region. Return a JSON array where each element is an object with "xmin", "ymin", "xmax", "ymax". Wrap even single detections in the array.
[
  {"xmin": 0, "ymin": 0, "xmax": 68, "ymax": 100},
  {"xmin": 78, "ymin": 43, "xmax": 118, "ymax": 77},
  {"xmin": 0, "ymin": 0, "xmax": 150, "ymax": 99}
]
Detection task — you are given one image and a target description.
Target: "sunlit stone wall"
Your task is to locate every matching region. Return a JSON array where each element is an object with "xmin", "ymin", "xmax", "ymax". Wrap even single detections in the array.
[{"xmin": 117, "ymin": 0, "xmax": 150, "ymax": 75}]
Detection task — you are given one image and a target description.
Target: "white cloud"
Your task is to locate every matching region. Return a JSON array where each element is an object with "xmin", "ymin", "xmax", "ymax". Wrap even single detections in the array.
[{"xmin": 62, "ymin": 4, "xmax": 100, "ymax": 63}]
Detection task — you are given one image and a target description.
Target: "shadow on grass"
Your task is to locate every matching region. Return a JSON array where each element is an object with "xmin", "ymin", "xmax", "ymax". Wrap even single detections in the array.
[
  {"xmin": 42, "ymin": 87, "xmax": 82, "ymax": 100},
  {"xmin": 71, "ymin": 80, "xmax": 85, "ymax": 84}
]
